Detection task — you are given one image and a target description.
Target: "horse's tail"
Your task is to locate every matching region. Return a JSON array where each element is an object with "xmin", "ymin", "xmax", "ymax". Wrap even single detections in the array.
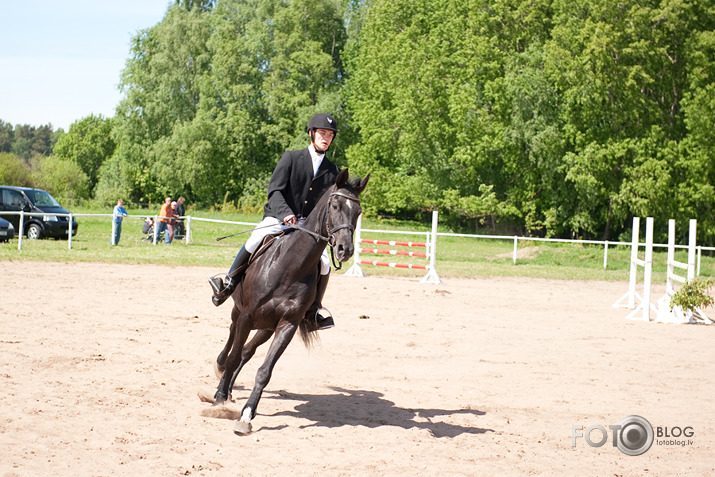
[{"xmin": 298, "ymin": 320, "xmax": 320, "ymax": 349}]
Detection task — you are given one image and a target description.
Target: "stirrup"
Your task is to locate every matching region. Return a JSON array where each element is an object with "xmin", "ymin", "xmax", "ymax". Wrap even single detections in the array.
[
  {"xmin": 208, "ymin": 274, "xmax": 225, "ymax": 294},
  {"xmin": 314, "ymin": 307, "xmax": 334, "ymax": 330},
  {"xmin": 209, "ymin": 274, "xmax": 234, "ymax": 307}
]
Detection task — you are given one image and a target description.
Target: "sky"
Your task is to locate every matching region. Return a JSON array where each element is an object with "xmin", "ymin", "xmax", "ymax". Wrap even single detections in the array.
[{"xmin": 0, "ymin": 1, "xmax": 172, "ymax": 131}]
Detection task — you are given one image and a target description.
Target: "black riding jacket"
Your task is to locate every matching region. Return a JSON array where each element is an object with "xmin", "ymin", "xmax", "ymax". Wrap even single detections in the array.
[{"xmin": 263, "ymin": 147, "xmax": 339, "ymax": 221}]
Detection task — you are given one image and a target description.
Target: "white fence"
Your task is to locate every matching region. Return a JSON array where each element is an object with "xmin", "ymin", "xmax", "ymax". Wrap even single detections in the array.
[{"xmin": 3, "ymin": 211, "xmax": 714, "ymax": 279}]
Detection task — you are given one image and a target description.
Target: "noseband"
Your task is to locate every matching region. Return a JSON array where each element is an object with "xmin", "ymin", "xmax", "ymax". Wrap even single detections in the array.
[{"xmin": 324, "ymin": 191, "xmax": 359, "ymax": 243}]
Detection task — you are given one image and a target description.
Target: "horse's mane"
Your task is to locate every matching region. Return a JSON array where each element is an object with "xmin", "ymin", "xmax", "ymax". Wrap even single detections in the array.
[{"xmin": 310, "ymin": 174, "xmax": 364, "ymax": 219}]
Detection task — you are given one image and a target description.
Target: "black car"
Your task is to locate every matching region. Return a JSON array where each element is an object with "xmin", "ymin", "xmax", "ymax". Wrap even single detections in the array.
[
  {"xmin": 0, "ymin": 216, "xmax": 15, "ymax": 242},
  {"xmin": 0, "ymin": 186, "xmax": 78, "ymax": 239}
]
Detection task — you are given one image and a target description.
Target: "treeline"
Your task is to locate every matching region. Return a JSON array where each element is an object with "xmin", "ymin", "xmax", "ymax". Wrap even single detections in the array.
[
  {"xmin": 1, "ymin": 0, "xmax": 714, "ymax": 245},
  {"xmin": 0, "ymin": 121, "xmax": 60, "ymax": 159}
]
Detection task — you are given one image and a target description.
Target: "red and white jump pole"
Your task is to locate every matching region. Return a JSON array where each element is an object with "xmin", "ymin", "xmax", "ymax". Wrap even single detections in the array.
[{"xmin": 344, "ymin": 211, "xmax": 442, "ymax": 284}]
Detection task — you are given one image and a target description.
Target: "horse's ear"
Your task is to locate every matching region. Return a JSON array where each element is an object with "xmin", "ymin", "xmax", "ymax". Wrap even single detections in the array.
[
  {"xmin": 335, "ymin": 168, "xmax": 349, "ymax": 188},
  {"xmin": 356, "ymin": 173, "xmax": 370, "ymax": 194}
]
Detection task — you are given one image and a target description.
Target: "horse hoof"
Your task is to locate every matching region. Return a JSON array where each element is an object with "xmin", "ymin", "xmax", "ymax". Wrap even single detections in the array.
[
  {"xmin": 213, "ymin": 391, "xmax": 232, "ymax": 406},
  {"xmin": 234, "ymin": 420, "xmax": 252, "ymax": 435}
]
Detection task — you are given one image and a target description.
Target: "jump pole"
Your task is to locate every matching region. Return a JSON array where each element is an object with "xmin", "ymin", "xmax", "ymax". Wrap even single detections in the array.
[
  {"xmin": 613, "ymin": 217, "xmax": 656, "ymax": 321},
  {"xmin": 344, "ymin": 214, "xmax": 366, "ymax": 277},
  {"xmin": 420, "ymin": 210, "xmax": 442, "ymax": 284},
  {"xmin": 656, "ymin": 219, "xmax": 712, "ymax": 324},
  {"xmin": 613, "ymin": 217, "xmax": 643, "ymax": 310}
]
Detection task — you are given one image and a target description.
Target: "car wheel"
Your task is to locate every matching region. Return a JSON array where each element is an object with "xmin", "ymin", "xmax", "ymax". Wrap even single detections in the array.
[{"xmin": 27, "ymin": 223, "xmax": 43, "ymax": 240}]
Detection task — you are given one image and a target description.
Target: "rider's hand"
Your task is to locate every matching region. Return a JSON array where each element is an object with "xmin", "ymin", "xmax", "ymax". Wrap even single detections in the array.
[{"xmin": 284, "ymin": 214, "xmax": 297, "ymax": 226}]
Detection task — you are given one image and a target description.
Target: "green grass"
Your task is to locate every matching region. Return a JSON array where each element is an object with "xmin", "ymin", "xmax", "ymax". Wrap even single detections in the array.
[{"xmin": 1, "ymin": 206, "xmax": 713, "ymax": 283}]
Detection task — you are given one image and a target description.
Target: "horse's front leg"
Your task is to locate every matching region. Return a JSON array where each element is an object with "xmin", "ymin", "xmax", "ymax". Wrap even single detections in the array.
[
  {"xmin": 234, "ymin": 320, "xmax": 298, "ymax": 435},
  {"xmin": 214, "ymin": 313, "xmax": 252, "ymax": 405}
]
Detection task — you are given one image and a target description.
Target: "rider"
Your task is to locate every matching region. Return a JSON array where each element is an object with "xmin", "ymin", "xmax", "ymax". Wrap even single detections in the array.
[{"xmin": 209, "ymin": 113, "xmax": 340, "ymax": 330}]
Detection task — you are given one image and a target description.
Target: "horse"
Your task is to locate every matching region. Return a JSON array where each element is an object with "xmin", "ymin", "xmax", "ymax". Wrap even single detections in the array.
[{"xmin": 210, "ymin": 168, "xmax": 369, "ymax": 435}]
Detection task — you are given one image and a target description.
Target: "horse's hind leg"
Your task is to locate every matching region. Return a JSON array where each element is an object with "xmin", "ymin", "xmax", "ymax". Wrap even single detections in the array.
[
  {"xmin": 214, "ymin": 313, "xmax": 252, "ymax": 405},
  {"xmin": 235, "ymin": 321, "xmax": 298, "ymax": 435},
  {"xmin": 216, "ymin": 306, "xmax": 241, "ymax": 375},
  {"xmin": 226, "ymin": 329, "xmax": 274, "ymax": 391}
]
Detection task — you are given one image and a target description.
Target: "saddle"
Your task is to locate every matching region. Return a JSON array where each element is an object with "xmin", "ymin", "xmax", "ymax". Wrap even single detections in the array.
[{"xmin": 228, "ymin": 229, "xmax": 291, "ymax": 280}]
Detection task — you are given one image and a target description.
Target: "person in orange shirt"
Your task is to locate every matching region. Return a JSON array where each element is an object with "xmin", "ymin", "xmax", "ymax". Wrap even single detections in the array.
[{"xmin": 156, "ymin": 197, "xmax": 173, "ymax": 245}]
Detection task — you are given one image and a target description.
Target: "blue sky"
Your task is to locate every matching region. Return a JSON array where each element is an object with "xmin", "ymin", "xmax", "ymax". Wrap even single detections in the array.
[{"xmin": 0, "ymin": 1, "xmax": 172, "ymax": 131}]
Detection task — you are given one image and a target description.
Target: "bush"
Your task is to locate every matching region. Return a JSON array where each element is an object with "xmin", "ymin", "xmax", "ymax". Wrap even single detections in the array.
[{"xmin": 670, "ymin": 277, "xmax": 714, "ymax": 313}]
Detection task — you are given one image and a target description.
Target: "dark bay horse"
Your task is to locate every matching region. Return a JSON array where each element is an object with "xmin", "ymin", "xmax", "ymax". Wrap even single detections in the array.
[{"xmin": 211, "ymin": 168, "xmax": 369, "ymax": 434}]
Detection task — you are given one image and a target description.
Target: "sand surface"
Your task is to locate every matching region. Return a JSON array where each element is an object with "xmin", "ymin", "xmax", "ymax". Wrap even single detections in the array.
[{"xmin": 1, "ymin": 261, "xmax": 713, "ymax": 476}]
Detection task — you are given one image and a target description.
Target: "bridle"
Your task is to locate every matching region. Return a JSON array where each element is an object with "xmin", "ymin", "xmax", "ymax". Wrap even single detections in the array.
[{"xmin": 290, "ymin": 188, "xmax": 360, "ymax": 270}]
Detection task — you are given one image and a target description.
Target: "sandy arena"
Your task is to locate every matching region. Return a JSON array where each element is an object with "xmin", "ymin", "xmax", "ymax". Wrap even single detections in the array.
[{"xmin": 1, "ymin": 261, "xmax": 713, "ymax": 476}]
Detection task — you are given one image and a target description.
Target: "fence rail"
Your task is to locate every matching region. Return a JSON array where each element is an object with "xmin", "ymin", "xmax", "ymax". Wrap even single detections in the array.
[{"xmin": 2, "ymin": 210, "xmax": 714, "ymax": 276}]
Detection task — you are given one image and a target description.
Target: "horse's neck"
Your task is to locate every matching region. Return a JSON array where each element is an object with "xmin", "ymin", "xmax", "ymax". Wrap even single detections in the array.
[
  {"xmin": 291, "ymin": 199, "xmax": 329, "ymax": 260},
  {"xmin": 302, "ymin": 194, "xmax": 330, "ymax": 241}
]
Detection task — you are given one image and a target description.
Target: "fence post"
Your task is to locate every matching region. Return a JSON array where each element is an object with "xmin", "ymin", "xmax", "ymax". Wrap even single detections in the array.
[
  {"xmin": 512, "ymin": 236, "xmax": 518, "ymax": 265},
  {"xmin": 18, "ymin": 211, "xmax": 24, "ymax": 251},
  {"xmin": 603, "ymin": 240, "xmax": 608, "ymax": 269},
  {"xmin": 185, "ymin": 216, "xmax": 192, "ymax": 244},
  {"xmin": 153, "ymin": 215, "xmax": 159, "ymax": 245},
  {"xmin": 68, "ymin": 213, "xmax": 73, "ymax": 250}
]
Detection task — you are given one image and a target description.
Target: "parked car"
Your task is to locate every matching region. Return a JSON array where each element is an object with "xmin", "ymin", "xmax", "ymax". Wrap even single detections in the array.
[
  {"xmin": 0, "ymin": 186, "xmax": 78, "ymax": 239},
  {"xmin": 0, "ymin": 216, "xmax": 15, "ymax": 242}
]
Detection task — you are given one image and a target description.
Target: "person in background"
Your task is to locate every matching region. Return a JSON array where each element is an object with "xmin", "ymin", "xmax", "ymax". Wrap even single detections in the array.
[
  {"xmin": 167, "ymin": 200, "xmax": 178, "ymax": 242},
  {"xmin": 142, "ymin": 217, "xmax": 155, "ymax": 240},
  {"xmin": 175, "ymin": 197, "xmax": 186, "ymax": 238},
  {"xmin": 156, "ymin": 197, "xmax": 173, "ymax": 245},
  {"xmin": 111, "ymin": 199, "xmax": 128, "ymax": 245}
]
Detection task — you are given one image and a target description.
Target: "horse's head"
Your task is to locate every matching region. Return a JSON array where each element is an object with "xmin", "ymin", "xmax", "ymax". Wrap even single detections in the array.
[{"xmin": 324, "ymin": 168, "xmax": 369, "ymax": 263}]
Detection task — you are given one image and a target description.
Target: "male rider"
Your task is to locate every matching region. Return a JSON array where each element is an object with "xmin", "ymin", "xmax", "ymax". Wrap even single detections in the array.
[{"xmin": 209, "ymin": 114, "xmax": 340, "ymax": 330}]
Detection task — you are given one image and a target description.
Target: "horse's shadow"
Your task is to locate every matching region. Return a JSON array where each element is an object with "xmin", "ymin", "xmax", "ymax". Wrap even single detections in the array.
[{"xmin": 255, "ymin": 386, "xmax": 492, "ymax": 438}]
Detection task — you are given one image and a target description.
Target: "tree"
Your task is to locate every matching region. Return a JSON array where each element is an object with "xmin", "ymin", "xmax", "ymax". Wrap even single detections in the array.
[
  {"xmin": 0, "ymin": 153, "xmax": 32, "ymax": 186},
  {"xmin": 31, "ymin": 156, "xmax": 89, "ymax": 200},
  {"xmin": 104, "ymin": 0, "xmax": 351, "ymax": 207},
  {"xmin": 345, "ymin": 0, "xmax": 552, "ymax": 225},
  {"xmin": 0, "ymin": 121, "xmax": 14, "ymax": 153},
  {"xmin": 53, "ymin": 115, "xmax": 115, "ymax": 195}
]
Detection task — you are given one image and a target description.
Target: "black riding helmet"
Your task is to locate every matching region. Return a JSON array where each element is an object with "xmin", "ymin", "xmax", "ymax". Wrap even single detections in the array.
[
  {"xmin": 307, "ymin": 113, "xmax": 338, "ymax": 134},
  {"xmin": 307, "ymin": 113, "xmax": 338, "ymax": 154}
]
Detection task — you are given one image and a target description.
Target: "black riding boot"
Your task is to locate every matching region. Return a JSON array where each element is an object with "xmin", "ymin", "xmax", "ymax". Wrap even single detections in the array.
[
  {"xmin": 306, "ymin": 273, "xmax": 334, "ymax": 330},
  {"xmin": 209, "ymin": 245, "xmax": 251, "ymax": 307}
]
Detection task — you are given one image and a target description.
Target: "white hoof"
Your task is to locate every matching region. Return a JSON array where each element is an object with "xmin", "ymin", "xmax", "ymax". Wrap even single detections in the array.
[
  {"xmin": 234, "ymin": 407, "xmax": 253, "ymax": 435},
  {"xmin": 234, "ymin": 420, "xmax": 252, "ymax": 435}
]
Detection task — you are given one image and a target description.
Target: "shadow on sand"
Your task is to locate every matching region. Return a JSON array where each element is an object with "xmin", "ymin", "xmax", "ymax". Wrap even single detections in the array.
[{"xmin": 256, "ymin": 386, "xmax": 492, "ymax": 438}]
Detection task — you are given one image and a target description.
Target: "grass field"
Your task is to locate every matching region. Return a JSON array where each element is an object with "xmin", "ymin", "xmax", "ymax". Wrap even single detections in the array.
[{"xmin": 1, "ymin": 206, "xmax": 713, "ymax": 283}]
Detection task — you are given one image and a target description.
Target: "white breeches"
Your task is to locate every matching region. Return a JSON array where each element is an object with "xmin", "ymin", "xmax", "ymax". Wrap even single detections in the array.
[{"xmin": 245, "ymin": 216, "xmax": 330, "ymax": 275}]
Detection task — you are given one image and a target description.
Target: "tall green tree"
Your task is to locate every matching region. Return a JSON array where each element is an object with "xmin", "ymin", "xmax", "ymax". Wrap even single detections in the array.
[
  {"xmin": 53, "ymin": 115, "xmax": 115, "ymax": 195},
  {"xmin": 345, "ymin": 0, "xmax": 552, "ymax": 225},
  {"xmin": 102, "ymin": 0, "xmax": 351, "ymax": 207}
]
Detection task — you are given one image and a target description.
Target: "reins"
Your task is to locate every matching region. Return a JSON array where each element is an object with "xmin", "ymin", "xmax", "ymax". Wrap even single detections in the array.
[
  {"xmin": 214, "ymin": 188, "xmax": 360, "ymax": 270},
  {"xmin": 300, "ymin": 189, "xmax": 361, "ymax": 270}
]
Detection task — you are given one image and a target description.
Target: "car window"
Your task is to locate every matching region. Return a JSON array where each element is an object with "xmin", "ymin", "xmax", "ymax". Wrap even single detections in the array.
[
  {"xmin": 2, "ymin": 190, "xmax": 25, "ymax": 209},
  {"xmin": 27, "ymin": 190, "xmax": 61, "ymax": 207}
]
